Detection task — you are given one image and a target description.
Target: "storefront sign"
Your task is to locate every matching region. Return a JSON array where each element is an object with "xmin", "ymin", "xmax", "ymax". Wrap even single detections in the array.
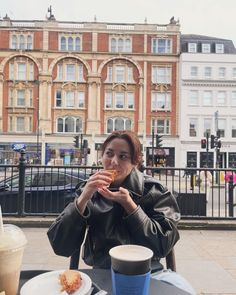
[{"xmin": 11, "ymin": 143, "xmax": 26, "ymax": 152}]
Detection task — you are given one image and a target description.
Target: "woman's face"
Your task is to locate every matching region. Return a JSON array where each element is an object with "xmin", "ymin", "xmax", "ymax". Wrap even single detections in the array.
[{"xmin": 102, "ymin": 138, "xmax": 135, "ymax": 185}]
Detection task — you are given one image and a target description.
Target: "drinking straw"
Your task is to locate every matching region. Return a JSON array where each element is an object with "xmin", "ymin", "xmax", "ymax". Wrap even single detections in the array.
[{"xmin": 0, "ymin": 205, "xmax": 4, "ymax": 234}]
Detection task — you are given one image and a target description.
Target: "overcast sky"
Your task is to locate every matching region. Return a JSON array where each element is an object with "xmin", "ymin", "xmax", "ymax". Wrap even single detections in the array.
[{"xmin": 2, "ymin": 0, "xmax": 236, "ymax": 45}]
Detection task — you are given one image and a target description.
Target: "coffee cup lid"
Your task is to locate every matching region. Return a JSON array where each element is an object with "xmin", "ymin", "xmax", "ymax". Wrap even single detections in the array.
[
  {"xmin": 109, "ymin": 245, "xmax": 153, "ymax": 262},
  {"xmin": 0, "ymin": 224, "xmax": 27, "ymax": 251}
]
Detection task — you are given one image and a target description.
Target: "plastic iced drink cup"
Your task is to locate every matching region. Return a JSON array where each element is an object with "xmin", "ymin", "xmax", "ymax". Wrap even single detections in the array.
[
  {"xmin": 0, "ymin": 224, "xmax": 27, "ymax": 295},
  {"xmin": 109, "ymin": 245, "xmax": 153, "ymax": 295}
]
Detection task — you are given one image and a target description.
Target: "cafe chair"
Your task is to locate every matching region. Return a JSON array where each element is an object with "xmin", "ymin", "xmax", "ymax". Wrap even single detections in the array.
[{"xmin": 69, "ymin": 247, "xmax": 176, "ymax": 272}]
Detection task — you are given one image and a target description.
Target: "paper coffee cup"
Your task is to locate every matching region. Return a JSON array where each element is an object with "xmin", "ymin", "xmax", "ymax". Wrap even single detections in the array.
[
  {"xmin": 109, "ymin": 245, "xmax": 153, "ymax": 295},
  {"xmin": 109, "ymin": 244, "xmax": 153, "ymax": 275}
]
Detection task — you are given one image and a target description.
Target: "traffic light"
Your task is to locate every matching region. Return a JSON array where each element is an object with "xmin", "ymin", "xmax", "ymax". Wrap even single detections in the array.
[
  {"xmin": 217, "ymin": 140, "xmax": 222, "ymax": 148},
  {"xmin": 73, "ymin": 135, "xmax": 79, "ymax": 148},
  {"xmin": 201, "ymin": 139, "xmax": 207, "ymax": 149},
  {"xmin": 156, "ymin": 135, "xmax": 163, "ymax": 148},
  {"xmin": 210, "ymin": 135, "xmax": 215, "ymax": 149}
]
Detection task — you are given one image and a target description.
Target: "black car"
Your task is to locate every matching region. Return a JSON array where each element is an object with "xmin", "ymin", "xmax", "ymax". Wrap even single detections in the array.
[{"xmin": 0, "ymin": 167, "xmax": 89, "ymax": 215}]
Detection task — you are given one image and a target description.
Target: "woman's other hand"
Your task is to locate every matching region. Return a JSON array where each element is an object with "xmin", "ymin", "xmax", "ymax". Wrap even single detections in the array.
[{"xmin": 97, "ymin": 186, "xmax": 137, "ymax": 214}]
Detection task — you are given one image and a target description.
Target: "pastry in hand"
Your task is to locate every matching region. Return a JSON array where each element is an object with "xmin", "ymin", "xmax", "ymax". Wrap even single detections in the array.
[
  {"xmin": 59, "ymin": 270, "xmax": 82, "ymax": 294},
  {"xmin": 106, "ymin": 169, "xmax": 118, "ymax": 182}
]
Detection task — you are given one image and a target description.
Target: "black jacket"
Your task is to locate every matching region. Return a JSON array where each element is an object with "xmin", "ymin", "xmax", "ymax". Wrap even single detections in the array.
[{"xmin": 47, "ymin": 168, "xmax": 180, "ymax": 269}]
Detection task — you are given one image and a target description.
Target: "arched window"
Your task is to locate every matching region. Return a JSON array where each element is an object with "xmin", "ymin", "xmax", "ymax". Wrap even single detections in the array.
[
  {"xmin": 107, "ymin": 117, "xmax": 132, "ymax": 133},
  {"xmin": 107, "ymin": 119, "xmax": 113, "ymax": 133},
  {"xmin": 57, "ymin": 118, "xmax": 63, "ymax": 132},
  {"xmin": 75, "ymin": 37, "xmax": 80, "ymax": 51},
  {"xmin": 19, "ymin": 35, "xmax": 25, "ymax": 50},
  {"xmin": 68, "ymin": 37, "xmax": 74, "ymax": 51},
  {"xmin": 76, "ymin": 118, "xmax": 82, "ymax": 133},
  {"xmin": 57, "ymin": 116, "xmax": 83, "ymax": 133},
  {"xmin": 65, "ymin": 117, "xmax": 74, "ymax": 132},
  {"xmin": 12, "ymin": 35, "xmax": 17, "ymax": 49},
  {"xmin": 61, "ymin": 37, "xmax": 66, "ymax": 51},
  {"xmin": 111, "ymin": 38, "xmax": 116, "ymax": 52},
  {"xmin": 27, "ymin": 36, "xmax": 32, "ymax": 50}
]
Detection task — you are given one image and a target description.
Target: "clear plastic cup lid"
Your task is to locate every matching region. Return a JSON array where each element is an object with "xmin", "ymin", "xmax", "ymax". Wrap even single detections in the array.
[{"xmin": 0, "ymin": 224, "xmax": 27, "ymax": 251}]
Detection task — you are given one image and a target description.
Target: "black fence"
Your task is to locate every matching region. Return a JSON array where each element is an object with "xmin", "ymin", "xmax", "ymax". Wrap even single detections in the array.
[{"xmin": 0, "ymin": 151, "xmax": 236, "ymax": 219}]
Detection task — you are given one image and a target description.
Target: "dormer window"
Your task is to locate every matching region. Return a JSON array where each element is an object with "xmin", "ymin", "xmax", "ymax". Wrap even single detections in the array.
[
  {"xmin": 215, "ymin": 43, "xmax": 224, "ymax": 53},
  {"xmin": 188, "ymin": 43, "xmax": 197, "ymax": 53},
  {"xmin": 201, "ymin": 43, "xmax": 211, "ymax": 53}
]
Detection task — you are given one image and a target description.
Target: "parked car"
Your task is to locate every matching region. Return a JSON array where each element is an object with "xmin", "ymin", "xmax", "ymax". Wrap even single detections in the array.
[{"xmin": 0, "ymin": 167, "xmax": 90, "ymax": 215}]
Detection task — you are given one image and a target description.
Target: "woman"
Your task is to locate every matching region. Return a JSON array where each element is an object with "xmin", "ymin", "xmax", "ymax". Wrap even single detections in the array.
[
  {"xmin": 199, "ymin": 166, "xmax": 213, "ymax": 202},
  {"xmin": 47, "ymin": 130, "xmax": 180, "ymax": 271}
]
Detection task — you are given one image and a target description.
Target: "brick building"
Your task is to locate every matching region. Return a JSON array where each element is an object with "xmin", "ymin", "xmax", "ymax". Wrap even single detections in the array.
[{"xmin": 0, "ymin": 14, "xmax": 180, "ymax": 166}]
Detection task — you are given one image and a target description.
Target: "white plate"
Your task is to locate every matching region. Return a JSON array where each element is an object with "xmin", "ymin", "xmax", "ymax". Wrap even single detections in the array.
[{"xmin": 20, "ymin": 270, "xmax": 92, "ymax": 295}]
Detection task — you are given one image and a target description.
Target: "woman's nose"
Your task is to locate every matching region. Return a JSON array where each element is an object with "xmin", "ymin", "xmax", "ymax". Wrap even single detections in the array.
[{"xmin": 111, "ymin": 155, "xmax": 119, "ymax": 165}]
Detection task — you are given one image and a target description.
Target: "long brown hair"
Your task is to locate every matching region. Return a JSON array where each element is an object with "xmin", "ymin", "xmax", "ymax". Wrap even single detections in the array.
[{"xmin": 101, "ymin": 130, "xmax": 142, "ymax": 165}]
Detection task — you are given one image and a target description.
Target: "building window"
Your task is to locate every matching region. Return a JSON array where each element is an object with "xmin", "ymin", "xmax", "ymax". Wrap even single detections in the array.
[
  {"xmin": 189, "ymin": 118, "xmax": 198, "ymax": 137},
  {"xmin": 217, "ymin": 91, "xmax": 227, "ymax": 106},
  {"xmin": 215, "ymin": 43, "xmax": 224, "ymax": 53},
  {"xmin": 9, "ymin": 61, "xmax": 34, "ymax": 81},
  {"xmin": 231, "ymin": 91, "xmax": 236, "ymax": 106},
  {"xmin": 219, "ymin": 67, "xmax": 226, "ymax": 79},
  {"xmin": 115, "ymin": 92, "xmax": 125, "ymax": 108},
  {"xmin": 203, "ymin": 118, "xmax": 212, "ymax": 137},
  {"xmin": 104, "ymin": 91, "xmax": 134, "ymax": 110},
  {"xmin": 218, "ymin": 119, "xmax": 226, "ymax": 137},
  {"xmin": 152, "ymin": 66, "xmax": 171, "ymax": 84},
  {"xmin": 105, "ymin": 64, "xmax": 134, "ymax": 84},
  {"xmin": 151, "ymin": 92, "xmax": 171, "ymax": 111},
  {"xmin": 232, "ymin": 68, "xmax": 236, "ymax": 79},
  {"xmin": 127, "ymin": 92, "xmax": 134, "ymax": 109},
  {"xmin": 152, "ymin": 119, "xmax": 170, "ymax": 134},
  {"xmin": 109, "ymin": 37, "xmax": 132, "ymax": 53},
  {"xmin": 55, "ymin": 90, "xmax": 85, "ymax": 108},
  {"xmin": 107, "ymin": 117, "xmax": 132, "ymax": 133},
  {"xmin": 105, "ymin": 92, "xmax": 112, "ymax": 108},
  {"xmin": 56, "ymin": 91, "xmax": 62, "ymax": 107},
  {"xmin": 152, "ymin": 38, "xmax": 172, "ymax": 54},
  {"xmin": 57, "ymin": 116, "xmax": 83, "ymax": 133},
  {"xmin": 56, "ymin": 62, "xmax": 85, "ymax": 82},
  {"xmin": 202, "ymin": 91, "xmax": 213, "ymax": 106},
  {"xmin": 9, "ymin": 89, "xmax": 14, "ymax": 107},
  {"xmin": 189, "ymin": 90, "xmax": 198, "ymax": 106},
  {"xmin": 17, "ymin": 90, "xmax": 25, "ymax": 106},
  {"xmin": 78, "ymin": 92, "xmax": 85, "ymax": 108},
  {"xmin": 232, "ymin": 120, "xmax": 236, "ymax": 137},
  {"xmin": 10, "ymin": 33, "xmax": 33, "ymax": 50},
  {"xmin": 190, "ymin": 66, "xmax": 198, "ymax": 78},
  {"xmin": 204, "ymin": 67, "xmax": 212, "ymax": 78},
  {"xmin": 16, "ymin": 117, "xmax": 25, "ymax": 132},
  {"xmin": 59, "ymin": 35, "xmax": 82, "ymax": 51},
  {"xmin": 65, "ymin": 91, "xmax": 75, "ymax": 107},
  {"xmin": 188, "ymin": 43, "xmax": 197, "ymax": 53},
  {"xmin": 201, "ymin": 43, "xmax": 211, "ymax": 53}
]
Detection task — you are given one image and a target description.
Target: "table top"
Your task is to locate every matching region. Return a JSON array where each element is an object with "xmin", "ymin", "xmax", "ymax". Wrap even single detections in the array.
[{"xmin": 18, "ymin": 269, "xmax": 190, "ymax": 295}]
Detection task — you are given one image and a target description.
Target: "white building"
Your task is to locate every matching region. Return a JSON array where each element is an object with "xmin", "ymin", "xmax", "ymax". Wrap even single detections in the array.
[{"xmin": 179, "ymin": 35, "xmax": 236, "ymax": 169}]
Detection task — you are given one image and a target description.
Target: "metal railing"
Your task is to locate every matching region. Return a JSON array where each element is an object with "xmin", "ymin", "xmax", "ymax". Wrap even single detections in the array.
[{"xmin": 0, "ymin": 151, "xmax": 236, "ymax": 219}]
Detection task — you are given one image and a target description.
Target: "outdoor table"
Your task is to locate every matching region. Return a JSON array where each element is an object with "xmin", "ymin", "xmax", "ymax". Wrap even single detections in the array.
[{"xmin": 18, "ymin": 269, "xmax": 190, "ymax": 295}]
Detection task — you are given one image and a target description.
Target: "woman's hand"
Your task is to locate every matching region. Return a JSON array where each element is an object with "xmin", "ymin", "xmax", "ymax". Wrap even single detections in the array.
[
  {"xmin": 76, "ymin": 170, "xmax": 113, "ymax": 214},
  {"xmin": 97, "ymin": 186, "xmax": 137, "ymax": 214}
]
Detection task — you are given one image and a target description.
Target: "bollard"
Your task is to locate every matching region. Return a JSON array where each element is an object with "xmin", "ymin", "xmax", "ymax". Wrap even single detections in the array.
[
  {"xmin": 228, "ymin": 175, "xmax": 234, "ymax": 217},
  {"xmin": 18, "ymin": 149, "xmax": 26, "ymax": 217}
]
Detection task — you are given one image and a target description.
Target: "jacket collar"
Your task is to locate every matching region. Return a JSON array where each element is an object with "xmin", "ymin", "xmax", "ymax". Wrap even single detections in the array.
[{"xmin": 121, "ymin": 168, "xmax": 144, "ymax": 199}]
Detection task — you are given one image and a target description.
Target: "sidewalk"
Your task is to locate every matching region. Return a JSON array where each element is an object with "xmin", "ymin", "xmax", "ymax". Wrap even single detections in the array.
[{"xmin": 19, "ymin": 227, "xmax": 236, "ymax": 295}]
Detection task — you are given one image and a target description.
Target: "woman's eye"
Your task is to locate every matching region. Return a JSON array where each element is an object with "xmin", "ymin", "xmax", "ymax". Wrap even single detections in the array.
[
  {"xmin": 119, "ymin": 155, "xmax": 129, "ymax": 160},
  {"xmin": 106, "ymin": 151, "xmax": 113, "ymax": 157}
]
